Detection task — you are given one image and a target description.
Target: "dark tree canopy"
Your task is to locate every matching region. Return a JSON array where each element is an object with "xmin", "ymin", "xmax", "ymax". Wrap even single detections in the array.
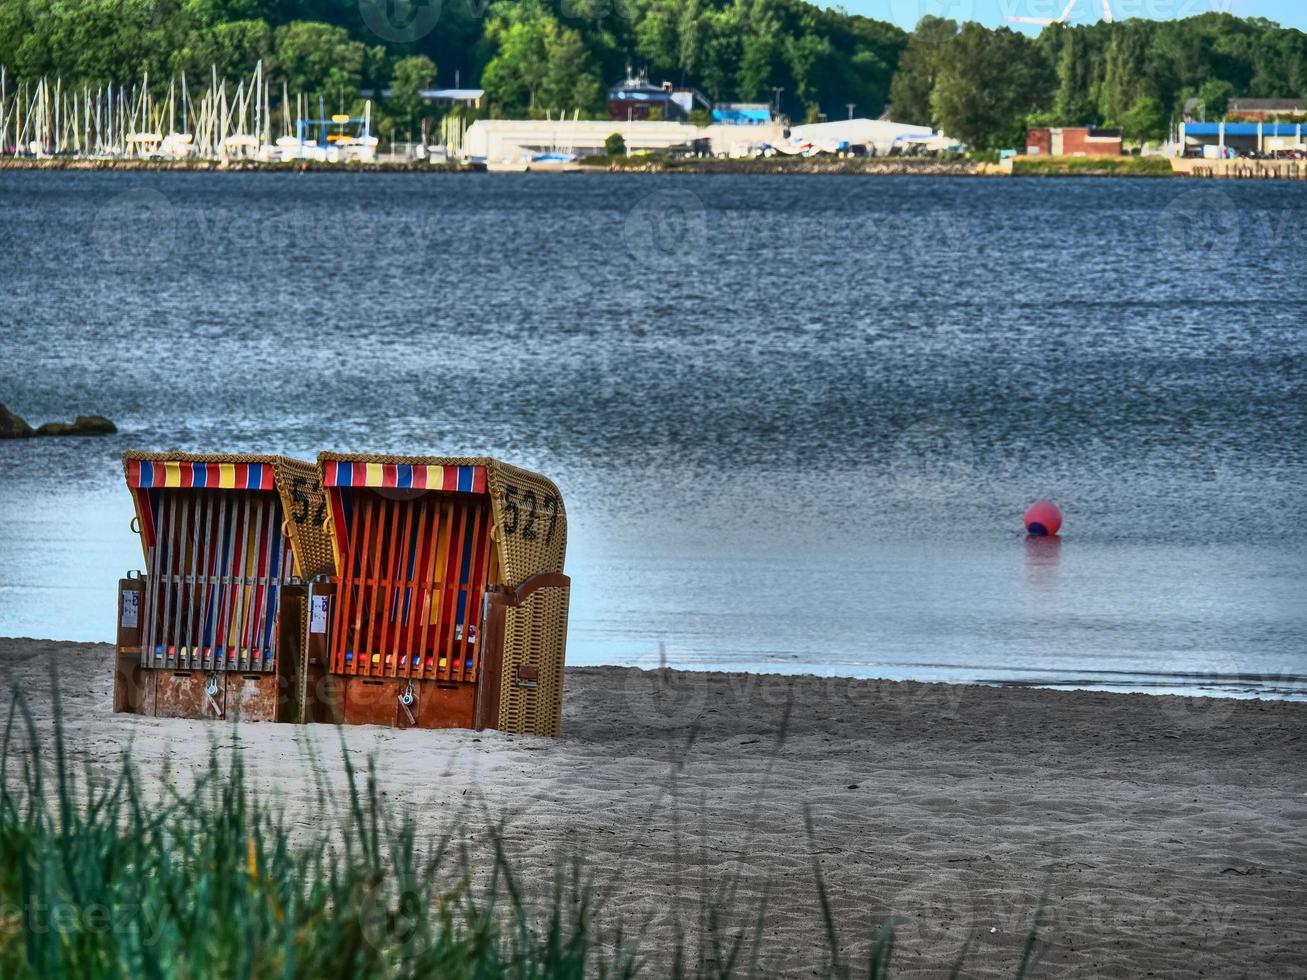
[{"xmin": 0, "ymin": 0, "xmax": 1301, "ymax": 145}]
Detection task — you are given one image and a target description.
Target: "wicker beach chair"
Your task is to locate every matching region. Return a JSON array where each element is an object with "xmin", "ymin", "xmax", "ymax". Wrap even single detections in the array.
[
  {"xmin": 113, "ymin": 452, "xmax": 334, "ymax": 722},
  {"xmin": 309, "ymin": 454, "xmax": 571, "ymax": 737}
]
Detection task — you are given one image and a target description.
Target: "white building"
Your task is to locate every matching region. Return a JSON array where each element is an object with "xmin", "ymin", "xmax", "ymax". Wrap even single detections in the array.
[
  {"xmin": 463, "ymin": 116, "xmax": 950, "ymax": 163},
  {"xmin": 464, "ymin": 119, "xmax": 786, "ymax": 162},
  {"xmin": 787, "ymin": 118, "xmax": 936, "ymax": 155}
]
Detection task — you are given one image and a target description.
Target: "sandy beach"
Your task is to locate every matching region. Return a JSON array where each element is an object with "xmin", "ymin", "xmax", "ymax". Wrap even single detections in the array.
[{"xmin": 1, "ymin": 637, "xmax": 1303, "ymax": 978}]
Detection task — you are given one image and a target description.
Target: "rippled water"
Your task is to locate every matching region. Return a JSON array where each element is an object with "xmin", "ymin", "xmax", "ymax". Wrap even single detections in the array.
[{"xmin": 0, "ymin": 171, "xmax": 1304, "ymax": 697}]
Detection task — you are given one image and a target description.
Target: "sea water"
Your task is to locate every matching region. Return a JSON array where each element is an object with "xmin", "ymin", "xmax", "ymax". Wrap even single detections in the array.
[{"xmin": 0, "ymin": 171, "xmax": 1303, "ymax": 698}]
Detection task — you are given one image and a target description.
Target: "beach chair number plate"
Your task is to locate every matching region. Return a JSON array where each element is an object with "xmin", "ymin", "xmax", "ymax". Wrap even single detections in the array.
[{"xmin": 310, "ymin": 595, "xmax": 329, "ymax": 634}]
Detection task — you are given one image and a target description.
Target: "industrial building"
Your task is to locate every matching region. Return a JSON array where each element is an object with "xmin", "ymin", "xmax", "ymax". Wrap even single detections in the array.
[
  {"xmin": 461, "ymin": 116, "xmax": 947, "ymax": 164},
  {"xmin": 1179, "ymin": 120, "xmax": 1307, "ymax": 157},
  {"xmin": 788, "ymin": 118, "xmax": 937, "ymax": 155},
  {"xmin": 463, "ymin": 119, "xmax": 780, "ymax": 162}
]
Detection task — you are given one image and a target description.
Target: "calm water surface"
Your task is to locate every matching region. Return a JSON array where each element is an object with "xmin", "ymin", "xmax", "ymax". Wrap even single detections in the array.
[{"xmin": 0, "ymin": 172, "xmax": 1303, "ymax": 698}]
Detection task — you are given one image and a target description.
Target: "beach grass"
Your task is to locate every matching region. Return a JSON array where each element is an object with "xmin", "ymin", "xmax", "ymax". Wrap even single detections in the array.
[
  {"xmin": 0, "ymin": 685, "xmax": 1046, "ymax": 978},
  {"xmin": 0, "ymin": 691, "xmax": 636, "ymax": 979},
  {"xmin": 1011, "ymin": 156, "xmax": 1175, "ymax": 177}
]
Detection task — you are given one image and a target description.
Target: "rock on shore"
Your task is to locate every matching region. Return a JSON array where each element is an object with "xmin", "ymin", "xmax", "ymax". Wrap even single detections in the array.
[
  {"xmin": 35, "ymin": 415, "xmax": 117, "ymax": 436},
  {"xmin": 0, "ymin": 403, "xmax": 34, "ymax": 438},
  {"xmin": 0, "ymin": 404, "xmax": 116, "ymax": 438}
]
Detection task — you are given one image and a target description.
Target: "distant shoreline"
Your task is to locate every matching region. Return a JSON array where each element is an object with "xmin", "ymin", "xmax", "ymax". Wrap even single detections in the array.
[
  {"xmin": 0, "ymin": 156, "xmax": 985, "ymax": 176},
  {"xmin": 0, "ymin": 157, "xmax": 464, "ymax": 174},
  {"xmin": 4, "ymin": 156, "xmax": 1299, "ymax": 180},
  {"xmin": 0, "ymin": 156, "xmax": 1056, "ymax": 178}
]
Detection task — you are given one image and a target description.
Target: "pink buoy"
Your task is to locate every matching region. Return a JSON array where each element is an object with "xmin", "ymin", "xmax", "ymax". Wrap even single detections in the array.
[{"xmin": 1024, "ymin": 500, "xmax": 1063, "ymax": 537}]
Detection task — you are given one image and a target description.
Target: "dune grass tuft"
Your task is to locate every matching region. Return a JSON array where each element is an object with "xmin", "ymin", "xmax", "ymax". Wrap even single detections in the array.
[{"xmin": 0, "ymin": 684, "xmax": 1047, "ymax": 978}]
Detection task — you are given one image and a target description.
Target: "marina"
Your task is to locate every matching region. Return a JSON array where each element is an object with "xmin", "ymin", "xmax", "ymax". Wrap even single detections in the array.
[
  {"xmin": 3, "ymin": 59, "xmax": 1305, "ymax": 179},
  {"xmin": 0, "ymin": 63, "xmax": 378, "ymax": 163}
]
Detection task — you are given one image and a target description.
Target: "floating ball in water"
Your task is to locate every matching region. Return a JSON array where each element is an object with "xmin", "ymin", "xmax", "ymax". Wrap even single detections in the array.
[{"xmin": 1024, "ymin": 500, "xmax": 1063, "ymax": 537}]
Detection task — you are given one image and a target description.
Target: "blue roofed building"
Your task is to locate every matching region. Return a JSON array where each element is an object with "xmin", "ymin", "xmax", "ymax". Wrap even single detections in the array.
[
  {"xmin": 711, "ymin": 103, "xmax": 773, "ymax": 125},
  {"xmin": 1180, "ymin": 121, "xmax": 1307, "ymax": 157}
]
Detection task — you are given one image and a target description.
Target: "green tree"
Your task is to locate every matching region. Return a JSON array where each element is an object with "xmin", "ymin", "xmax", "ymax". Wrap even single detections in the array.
[
  {"xmin": 696, "ymin": 12, "xmax": 740, "ymax": 102},
  {"xmin": 273, "ymin": 21, "xmax": 365, "ymax": 102},
  {"xmin": 634, "ymin": 0, "xmax": 678, "ymax": 76},
  {"xmin": 1, "ymin": 0, "xmax": 1306, "ymax": 148},
  {"xmin": 1098, "ymin": 23, "xmax": 1150, "ymax": 125},
  {"xmin": 604, "ymin": 131, "xmax": 625, "ymax": 155},
  {"xmin": 932, "ymin": 24, "xmax": 1052, "ymax": 150},
  {"xmin": 387, "ymin": 54, "xmax": 436, "ymax": 131},
  {"xmin": 677, "ymin": 0, "xmax": 708, "ymax": 77},
  {"xmin": 1120, "ymin": 94, "xmax": 1168, "ymax": 143},
  {"xmin": 1196, "ymin": 78, "xmax": 1235, "ymax": 120},
  {"xmin": 539, "ymin": 24, "xmax": 601, "ymax": 115},
  {"xmin": 480, "ymin": 13, "xmax": 550, "ymax": 114},
  {"xmin": 1249, "ymin": 26, "xmax": 1307, "ymax": 98},
  {"xmin": 481, "ymin": 8, "xmax": 602, "ymax": 117},
  {"xmin": 184, "ymin": 0, "xmax": 276, "ymax": 24},
  {"xmin": 737, "ymin": 33, "xmax": 776, "ymax": 101},
  {"xmin": 888, "ymin": 15, "xmax": 957, "ymax": 127},
  {"xmin": 176, "ymin": 19, "xmax": 272, "ymax": 83},
  {"xmin": 1051, "ymin": 25, "xmax": 1098, "ymax": 125},
  {"xmin": 784, "ymin": 31, "xmax": 831, "ymax": 106},
  {"xmin": 0, "ymin": 0, "xmax": 179, "ymax": 85}
]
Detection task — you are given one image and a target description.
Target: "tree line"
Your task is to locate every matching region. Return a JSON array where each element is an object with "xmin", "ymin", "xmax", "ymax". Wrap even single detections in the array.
[
  {"xmin": 894, "ymin": 13, "xmax": 1307, "ymax": 148},
  {"xmin": 0, "ymin": 0, "xmax": 1302, "ymax": 145}
]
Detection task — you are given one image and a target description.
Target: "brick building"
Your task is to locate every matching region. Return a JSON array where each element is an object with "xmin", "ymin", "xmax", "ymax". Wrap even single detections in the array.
[{"xmin": 1026, "ymin": 127, "xmax": 1123, "ymax": 157}]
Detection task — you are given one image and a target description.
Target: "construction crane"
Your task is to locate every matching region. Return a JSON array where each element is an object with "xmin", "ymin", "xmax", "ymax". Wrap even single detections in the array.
[{"xmin": 1008, "ymin": 0, "xmax": 1113, "ymax": 27}]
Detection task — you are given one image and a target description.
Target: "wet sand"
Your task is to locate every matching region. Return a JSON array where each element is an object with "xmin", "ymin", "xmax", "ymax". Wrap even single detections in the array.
[{"xmin": 1, "ymin": 637, "xmax": 1304, "ymax": 978}]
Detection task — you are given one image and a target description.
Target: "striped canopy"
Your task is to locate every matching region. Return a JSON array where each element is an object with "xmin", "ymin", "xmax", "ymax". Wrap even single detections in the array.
[
  {"xmin": 323, "ymin": 460, "xmax": 487, "ymax": 494},
  {"xmin": 127, "ymin": 459, "xmax": 276, "ymax": 490}
]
